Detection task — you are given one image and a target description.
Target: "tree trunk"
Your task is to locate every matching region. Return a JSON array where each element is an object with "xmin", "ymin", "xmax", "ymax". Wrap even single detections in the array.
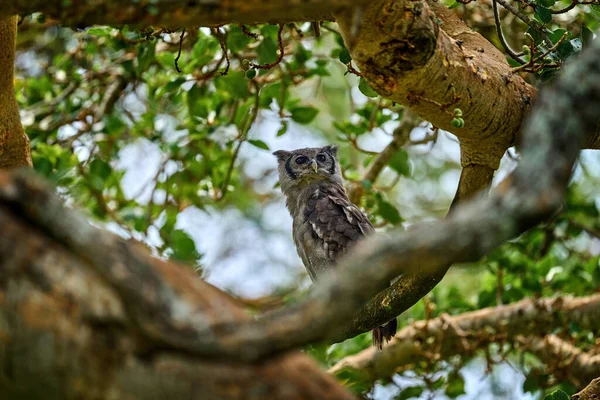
[{"xmin": 0, "ymin": 16, "xmax": 31, "ymax": 169}]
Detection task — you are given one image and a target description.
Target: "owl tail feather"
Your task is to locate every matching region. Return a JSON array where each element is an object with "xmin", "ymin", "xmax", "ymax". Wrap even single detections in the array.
[{"xmin": 372, "ymin": 318, "xmax": 398, "ymax": 351}]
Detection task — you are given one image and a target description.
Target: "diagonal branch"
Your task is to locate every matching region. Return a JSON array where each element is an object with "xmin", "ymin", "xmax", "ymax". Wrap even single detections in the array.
[
  {"xmin": 329, "ymin": 294, "xmax": 600, "ymax": 382},
  {"xmin": 522, "ymin": 335, "xmax": 600, "ymax": 389},
  {"xmin": 574, "ymin": 377, "xmax": 600, "ymax": 400}
]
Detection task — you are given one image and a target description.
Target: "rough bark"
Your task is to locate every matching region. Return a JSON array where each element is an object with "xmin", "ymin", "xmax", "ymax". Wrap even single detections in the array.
[
  {"xmin": 0, "ymin": 0, "xmax": 368, "ymax": 26},
  {"xmin": 574, "ymin": 378, "xmax": 600, "ymax": 400},
  {"xmin": 0, "ymin": 16, "xmax": 31, "ymax": 168},
  {"xmin": 329, "ymin": 295, "xmax": 600, "ymax": 382},
  {"xmin": 0, "ymin": 180, "xmax": 355, "ymax": 400},
  {"xmin": 334, "ymin": 0, "xmax": 535, "ymax": 172},
  {"xmin": 523, "ymin": 335, "xmax": 600, "ymax": 389}
]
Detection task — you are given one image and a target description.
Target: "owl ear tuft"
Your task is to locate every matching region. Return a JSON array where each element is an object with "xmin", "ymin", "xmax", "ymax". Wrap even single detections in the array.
[
  {"xmin": 324, "ymin": 145, "xmax": 338, "ymax": 157},
  {"xmin": 273, "ymin": 150, "xmax": 291, "ymax": 162}
]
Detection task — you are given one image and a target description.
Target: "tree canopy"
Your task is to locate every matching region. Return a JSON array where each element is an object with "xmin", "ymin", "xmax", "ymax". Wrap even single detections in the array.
[{"xmin": 0, "ymin": 1, "xmax": 599, "ymax": 399}]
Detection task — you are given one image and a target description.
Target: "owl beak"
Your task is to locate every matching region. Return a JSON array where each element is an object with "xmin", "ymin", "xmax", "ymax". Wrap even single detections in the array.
[{"xmin": 311, "ymin": 160, "xmax": 318, "ymax": 173}]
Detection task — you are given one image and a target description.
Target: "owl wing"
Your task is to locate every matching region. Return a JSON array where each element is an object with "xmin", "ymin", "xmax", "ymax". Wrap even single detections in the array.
[{"xmin": 303, "ymin": 184, "xmax": 375, "ymax": 265}]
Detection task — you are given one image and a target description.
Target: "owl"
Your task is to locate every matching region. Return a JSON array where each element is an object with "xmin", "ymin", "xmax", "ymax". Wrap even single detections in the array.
[{"xmin": 273, "ymin": 145, "xmax": 397, "ymax": 349}]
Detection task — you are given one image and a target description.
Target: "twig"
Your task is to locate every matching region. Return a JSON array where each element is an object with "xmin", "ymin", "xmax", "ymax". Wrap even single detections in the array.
[
  {"xmin": 312, "ymin": 22, "xmax": 321, "ymax": 38},
  {"xmin": 174, "ymin": 28, "xmax": 186, "ymax": 73},
  {"xmin": 212, "ymin": 27, "xmax": 230, "ymax": 76},
  {"xmin": 249, "ymin": 24, "xmax": 285, "ymax": 70},
  {"xmin": 240, "ymin": 24, "xmax": 259, "ymax": 39},
  {"xmin": 494, "ymin": 0, "xmax": 553, "ymax": 45},
  {"xmin": 492, "ymin": 0, "xmax": 526, "ymax": 64}
]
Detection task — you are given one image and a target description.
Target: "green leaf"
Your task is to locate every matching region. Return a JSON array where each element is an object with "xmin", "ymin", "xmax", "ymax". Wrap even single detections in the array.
[
  {"xmin": 445, "ymin": 375, "xmax": 466, "ymax": 398},
  {"xmin": 89, "ymin": 158, "xmax": 112, "ymax": 180},
  {"xmin": 226, "ymin": 26, "xmax": 252, "ymax": 52},
  {"xmin": 549, "ymin": 29, "xmax": 567, "ymax": 44},
  {"xmin": 169, "ymin": 229, "xmax": 200, "ymax": 263},
  {"xmin": 534, "ymin": 7, "xmax": 552, "ymax": 24},
  {"xmin": 257, "ymin": 37, "xmax": 279, "ymax": 65},
  {"xmin": 89, "ymin": 158, "xmax": 112, "ymax": 191},
  {"xmin": 394, "ymin": 386, "xmax": 424, "ymax": 400},
  {"xmin": 543, "ymin": 390, "xmax": 570, "ymax": 400},
  {"xmin": 358, "ymin": 77, "xmax": 378, "ymax": 98},
  {"xmin": 248, "ymin": 139, "xmax": 270, "ymax": 150},
  {"xmin": 85, "ymin": 26, "xmax": 114, "ymax": 37},
  {"xmin": 378, "ymin": 198, "xmax": 402, "ymax": 225},
  {"xmin": 338, "ymin": 48, "xmax": 352, "ymax": 64},
  {"xmin": 290, "ymin": 106, "xmax": 318, "ymax": 124},
  {"xmin": 557, "ymin": 39, "xmax": 579, "ymax": 60},
  {"xmin": 164, "ymin": 77, "xmax": 186, "ymax": 93},
  {"xmin": 295, "ymin": 43, "xmax": 312, "ymax": 65},
  {"xmin": 526, "ymin": 27, "xmax": 544, "ymax": 45},
  {"xmin": 259, "ymin": 82, "xmax": 282, "ymax": 109},
  {"xmin": 581, "ymin": 27, "xmax": 594, "ymax": 48},
  {"xmin": 277, "ymin": 121, "xmax": 288, "ymax": 137},
  {"xmin": 214, "ymin": 71, "xmax": 249, "ymax": 98},
  {"xmin": 388, "ymin": 149, "xmax": 411, "ymax": 176}
]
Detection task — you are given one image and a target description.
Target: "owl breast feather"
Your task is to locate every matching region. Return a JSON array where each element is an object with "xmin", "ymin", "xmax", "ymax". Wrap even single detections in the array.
[{"xmin": 291, "ymin": 183, "xmax": 375, "ymax": 281}]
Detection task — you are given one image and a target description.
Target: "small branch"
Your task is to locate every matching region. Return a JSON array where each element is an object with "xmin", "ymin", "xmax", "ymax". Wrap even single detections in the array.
[
  {"xmin": 492, "ymin": 0, "xmax": 525, "ymax": 64},
  {"xmin": 240, "ymin": 24, "xmax": 259, "ymax": 39},
  {"xmin": 494, "ymin": 0, "xmax": 553, "ymax": 45},
  {"xmin": 212, "ymin": 27, "xmax": 230, "ymax": 76},
  {"xmin": 249, "ymin": 24, "xmax": 285, "ymax": 70},
  {"xmin": 329, "ymin": 295, "xmax": 600, "ymax": 382},
  {"xmin": 574, "ymin": 377, "xmax": 600, "ymax": 400},
  {"xmin": 174, "ymin": 28, "xmax": 185, "ymax": 73},
  {"xmin": 521, "ymin": 335, "xmax": 600, "ymax": 388},
  {"xmin": 551, "ymin": 0, "xmax": 578, "ymax": 14}
]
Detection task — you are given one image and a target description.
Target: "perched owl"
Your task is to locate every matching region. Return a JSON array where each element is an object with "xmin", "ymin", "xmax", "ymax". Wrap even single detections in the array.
[{"xmin": 273, "ymin": 145, "xmax": 397, "ymax": 349}]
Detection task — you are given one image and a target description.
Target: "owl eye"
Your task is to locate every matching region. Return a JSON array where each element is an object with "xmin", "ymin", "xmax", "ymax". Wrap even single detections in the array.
[
  {"xmin": 316, "ymin": 153, "xmax": 327, "ymax": 162},
  {"xmin": 295, "ymin": 156, "xmax": 309, "ymax": 164}
]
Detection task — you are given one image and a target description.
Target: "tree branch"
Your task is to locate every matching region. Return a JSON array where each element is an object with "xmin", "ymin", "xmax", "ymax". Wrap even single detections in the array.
[
  {"xmin": 521, "ymin": 335, "xmax": 600, "ymax": 389},
  {"xmin": 0, "ymin": 16, "xmax": 31, "ymax": 168},
  {"xmin": 574, "ymin": 378, "xmax": 600, "ymax": 400},
  {"xmin": 0, "ymin": 0, "xmax": 370, "ymax": 26},
  {"xmin": 329, "ymin": 294, "xmax": 600, "ymax": 382},
  {"xmin": 0, "ymin": 178, "xmax": 355, "ymax": 400}
]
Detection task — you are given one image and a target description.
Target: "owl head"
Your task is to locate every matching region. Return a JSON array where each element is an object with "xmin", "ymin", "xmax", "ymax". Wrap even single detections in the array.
[{"xmin": 273, "ymin": 145, "xmax": 343, "ymax": 192}]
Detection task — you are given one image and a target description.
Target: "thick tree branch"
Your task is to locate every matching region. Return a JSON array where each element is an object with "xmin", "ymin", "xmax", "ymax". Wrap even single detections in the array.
[
  {"xmin": 522, "ymin": 335, "xmax": 600, "ymax": 389},
  {"xmin": 0, "ymin": 179, "xmax": 355, "ymax": 400},
  {"xmin": 334, "ymin": 0, "xmax": 536, "ymax": 172},
  {"xmin": 329, "ymin": 295, "xmax": 600, "ymax": 382},
  {"xmin": 574, "ymin": 378, "xmax": 600, "ymax": 400},
  {"xmin": 0, "ymin": 0, "xmax": 370, "ymax": 27},
  {"xmin": 1, "ymin": 35, "xmax": 597, "ymax": 365},
  {"xmin": 0, "ymin": 16, "xmax": 31, "ymax": 168}
]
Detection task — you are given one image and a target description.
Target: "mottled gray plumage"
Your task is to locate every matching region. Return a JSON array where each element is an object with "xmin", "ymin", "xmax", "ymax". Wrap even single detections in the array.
[{"xmin": 273, "ymin": 145, "xmax": 397, "ymax": 349}]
